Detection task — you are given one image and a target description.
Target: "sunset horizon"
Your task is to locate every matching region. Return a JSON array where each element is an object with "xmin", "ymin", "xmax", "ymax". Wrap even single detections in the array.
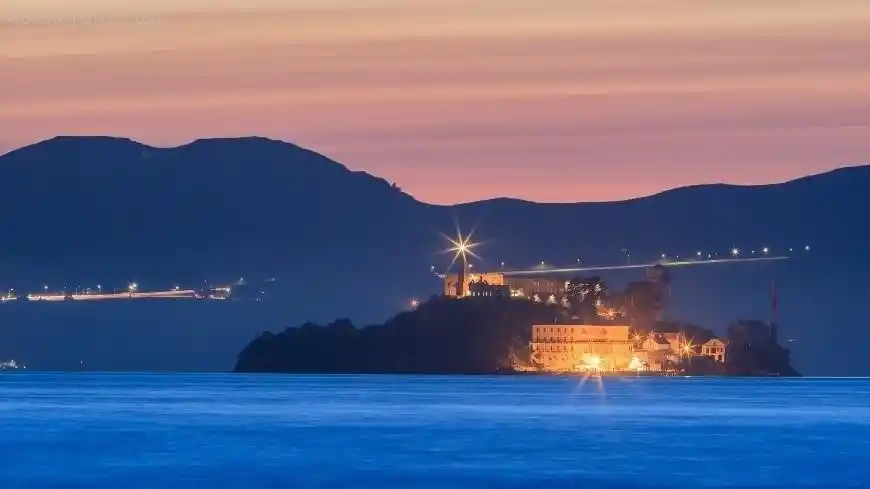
[
  {"xmin": 3, "ymin": 0, "xmax": 870, "ymax": 203},
  {"xmin": 3, "ymin": 3, "xmax": 870, "ymax": 484},
  {"xmin": 5, "ymin": 133, "xmax": 865, "ymax": 206}
]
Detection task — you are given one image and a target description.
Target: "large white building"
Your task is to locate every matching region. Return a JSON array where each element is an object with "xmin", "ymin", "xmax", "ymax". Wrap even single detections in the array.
[{"xmin": 530, "ymin": 324, "xmax": 634, "ymax": 372}]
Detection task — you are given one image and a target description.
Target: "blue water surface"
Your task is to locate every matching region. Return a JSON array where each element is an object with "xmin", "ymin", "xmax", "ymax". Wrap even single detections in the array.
[{"xmin": 1, "ymin": 374, "xmax": 869, "ymax": 488}]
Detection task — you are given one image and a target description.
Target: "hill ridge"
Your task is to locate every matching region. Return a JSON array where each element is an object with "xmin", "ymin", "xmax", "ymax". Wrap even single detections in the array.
[
  {"xmin": 4, "ymin": 136, "xmax": 866, "ymax": 208},
  {"xmin": 0, "ymin": 135, "xmax": 868, "ymax": 375}
]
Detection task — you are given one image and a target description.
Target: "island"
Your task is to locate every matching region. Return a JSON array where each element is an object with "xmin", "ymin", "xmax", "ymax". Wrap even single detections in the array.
[{"xmin": 234, "ymin": 294, "xmax": 799, "ymax": 376}]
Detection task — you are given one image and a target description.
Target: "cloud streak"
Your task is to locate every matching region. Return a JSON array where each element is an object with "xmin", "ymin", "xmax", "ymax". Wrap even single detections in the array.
[{"xmin": 2, "ymin": 0, "xmax": 870, "ymax": 203}]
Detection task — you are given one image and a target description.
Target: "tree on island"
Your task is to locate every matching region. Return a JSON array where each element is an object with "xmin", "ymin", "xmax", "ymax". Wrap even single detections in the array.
[
  {"xmin": 622, "ymin": 280, "xmax": 667, "ymax": 331},
  {"xmin": 566, "ymin": 276, "xmax": 607, "ymax": 320},
  {"xmin": 235, "ymin": 295, "xmax": 563, "ymax": 374},
  {"xmin": 725, "ymin": 320, "xmax": 799, "ymax": 376}
]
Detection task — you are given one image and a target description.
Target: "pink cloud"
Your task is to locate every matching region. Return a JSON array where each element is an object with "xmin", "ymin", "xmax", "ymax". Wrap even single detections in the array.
[{"xmin": 2, "ymin": 1, "xmax": 870, "ymax": 203}]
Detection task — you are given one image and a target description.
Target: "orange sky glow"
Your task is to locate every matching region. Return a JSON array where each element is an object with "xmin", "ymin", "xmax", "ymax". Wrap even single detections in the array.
[{"xmin": 2, "ymin": 0, "xmax": 870, "ymax": 203}]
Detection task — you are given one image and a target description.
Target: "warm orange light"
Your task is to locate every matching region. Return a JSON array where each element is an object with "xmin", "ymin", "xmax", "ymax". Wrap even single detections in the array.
[
  {"xmin": 441, "ymin": 226, "xmax": 481, "ymax": 272},
  {"xmin": 682, "ymin": 341, "xmax": 694, "ymax": 356}
]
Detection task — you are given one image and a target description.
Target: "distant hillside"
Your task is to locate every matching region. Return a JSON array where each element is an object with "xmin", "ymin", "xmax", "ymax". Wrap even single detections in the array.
[
  {"xmin": 0, "ymin": 136, "xmax": 426, "ymax": 284},
  {"xmin": 1, "ymin": 136, "xmax": 868, "ymax": 374}
]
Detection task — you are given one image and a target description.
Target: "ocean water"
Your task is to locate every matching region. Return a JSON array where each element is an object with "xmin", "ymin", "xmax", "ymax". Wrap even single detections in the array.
[{"xmin": 1, "ymin": 374, "xmax": 869, "ymax": 489}]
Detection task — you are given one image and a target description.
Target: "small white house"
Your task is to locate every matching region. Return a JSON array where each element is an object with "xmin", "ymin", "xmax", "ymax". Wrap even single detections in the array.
[{"xmin": 701, "ymin": 338, "xmax": 727, "ymax": 363}]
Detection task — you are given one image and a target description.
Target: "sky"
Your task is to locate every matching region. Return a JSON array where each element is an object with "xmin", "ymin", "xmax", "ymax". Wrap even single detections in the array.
[{"xmin": 2, "ymin": 1, "xmax": 870, "ymax": 204}]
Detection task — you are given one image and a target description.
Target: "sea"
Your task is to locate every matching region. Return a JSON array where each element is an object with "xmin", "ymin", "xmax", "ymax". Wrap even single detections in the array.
[{"xmin": 1, "ymin": 374, "xmax": 868, "ymax": 488}]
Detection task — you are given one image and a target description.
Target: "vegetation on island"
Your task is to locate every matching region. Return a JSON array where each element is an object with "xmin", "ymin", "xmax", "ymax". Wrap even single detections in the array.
[
  {"xmin": 235, "ymin": 271, "xmax": 799, "ymax": 376},
  {"xmin": 235, "ymin": 296, "xmax": 562, "ymax": 374}
]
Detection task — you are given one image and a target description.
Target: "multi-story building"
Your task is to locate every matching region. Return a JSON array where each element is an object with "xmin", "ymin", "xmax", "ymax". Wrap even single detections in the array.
[
  {"xmin": 701, "ymin": 338, "xmax": 727, "ymax": 363},
  {"xmin": 468, "ymin": 279, "xmax": 510, "ymax": 298},
  {"xmin": 529, "ymin": 324, "xmax": 633, "ymax": 372},
  {"xmin": 634, "ymin": 334, "xmax": 674, "ymax": 371},
  {"xmin": 443, "ymin": 272, "xmax": 505, "ymax": 297},
  {"xmin": 661, "ymin": 331, "xmax": 688, "ymax": 352},
  {"xmin": 505, "ymin": 276, "xmax": 566, "ymax": 300},
  {"xmin": 443, "ymin": 272, "xmax": 566, "ymax": 301}
]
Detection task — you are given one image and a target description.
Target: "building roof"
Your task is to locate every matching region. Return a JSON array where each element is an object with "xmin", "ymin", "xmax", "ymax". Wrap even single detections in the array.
[{"xmin": 651, "ymin": 335, "xmax": 671, "ymax": 345}]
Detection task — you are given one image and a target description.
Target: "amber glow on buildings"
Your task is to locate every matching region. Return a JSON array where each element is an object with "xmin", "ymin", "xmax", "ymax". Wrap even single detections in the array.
[
  {"xmin": 443, "ymin": 272, "xmax": 566, "ymax": 301},
  {"xmin": 443, "ymin": 272, "xmax": 505, "ymax": 297},
  {"xmin": 442, "ymin": 270, "xmax": 731, "ymax": 373},
  {"xmin": 530, "ymin": 324, "xmax": 633, "ymax": 372}
]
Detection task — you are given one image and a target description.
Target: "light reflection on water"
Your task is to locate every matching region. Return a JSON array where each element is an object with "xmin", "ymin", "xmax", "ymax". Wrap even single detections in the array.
[{"xmin": 1, "ymin": 374, "xmax": 869, "ymax": 488}]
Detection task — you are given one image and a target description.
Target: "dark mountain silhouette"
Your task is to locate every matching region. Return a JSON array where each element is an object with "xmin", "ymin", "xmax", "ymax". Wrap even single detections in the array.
[
  {"xmin": 0, "ymin": 136, "xmax": 425, "ymax": 283},
  {"xmin": 1, "ymin": 136, "xmax": 867, "ymax": 374}
]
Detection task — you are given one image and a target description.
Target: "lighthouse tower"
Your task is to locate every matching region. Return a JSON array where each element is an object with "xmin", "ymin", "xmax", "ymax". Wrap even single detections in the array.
[{"xmin": 456, "ymin": 260, "xmax": 467, "ymax": 297}]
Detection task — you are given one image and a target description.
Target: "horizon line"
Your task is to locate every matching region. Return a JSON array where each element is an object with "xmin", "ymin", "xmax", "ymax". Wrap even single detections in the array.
[{"xmin": 2, "ymin": 134, "xmax": 867, "ymax": 207}]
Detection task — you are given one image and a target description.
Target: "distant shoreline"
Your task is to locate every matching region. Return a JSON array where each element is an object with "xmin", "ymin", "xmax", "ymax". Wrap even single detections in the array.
[{"xmin": 231, "ymin": 369, "xmax": 793, "ymax": 378}]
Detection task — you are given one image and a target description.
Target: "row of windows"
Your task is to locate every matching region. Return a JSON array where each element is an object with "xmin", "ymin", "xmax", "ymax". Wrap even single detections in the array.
[
  {"xmin": 532, "ymin": 336, "xmax": 632, "ymax": 343},
  {"xmin": 536, "ymin": 327, "xmax": 619, "ymax": 334},
  {"xmin": 540, "ymin": 356, "xmax": 624, "ymax": 366},
  {"xmin": 537, "ymin": 345, "xmax": 622, "ymax": 353},
  {"xmin": 543, "ymin": 356, "xmax": 574, "ymax": 362}
]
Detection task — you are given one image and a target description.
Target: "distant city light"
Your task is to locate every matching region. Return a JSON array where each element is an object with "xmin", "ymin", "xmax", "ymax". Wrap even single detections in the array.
[
  {"xmin": 128, "ymin": 282, "xmax": 138, "ymax": 293},
  {"xmin": 762, "ymin": 247, "xmax": 769, "ymax": 255},
  {"xmin": 731, "ymin": 247, "xmax": 740, "ymax": 257},
  {"xmin": 410, "ymin": 298, "xmax": 419, "ymax": 308},
  {"xmin": 805, "ymin": 245, "xmax": 811, "ymax": 251}
]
